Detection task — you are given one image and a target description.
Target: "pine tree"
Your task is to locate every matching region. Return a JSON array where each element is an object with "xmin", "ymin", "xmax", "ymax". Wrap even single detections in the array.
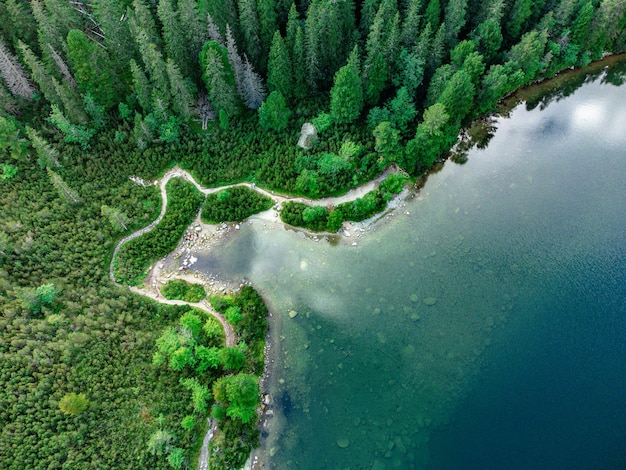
[
  {"xmin": 47, "ymin": 45, "xmax": 76, "ymax": 87},
  {"xmin": 258, "ymin": 90, "xmax": 291, "ymax": 131},
  {"xmin": 330, "ymin": 46, "xmax": 364, "ymax": 124},
  {"xmin": 256, "ymin": 0, "xmax": 277, "ymax": 62},
  {"xmin": 177, "ymin": 0, "xmax": 207, "ymax": 73},
  {"xmin": 505, "ymin": 0, "xmax": 533, "ymax": 42},
  {"xmin": 267, "ymin": 31, "xmax": 294, "ymax": 99},
  {"xmin": 51, "ymin": 77, "xmax": 88, "ymax": 124},
  {"xmin": 47, "ymin": 167, "xmax": 80, "ymax": 204},
  {"xmin": 437, "ymin": 69, "xmax": 475, "ymax": 122},
  {"xmin": 66, "ymin": 30, "xmax": 118, "ymax": 108},
  {"xmin": 200, "ymin": 41, "xmax": 239, "ymax": 116},
  {"xmin": 17, "ymin": 41, "xmax": 59, "ymax": 104},
  {"xmin": 443, "ymin": 0, "xmax": 468, "ymax": 48},
  {"xmin": 360, "ymin": 0, "xmax": 381, "ymax": 35},
  {"xmin": 225, "ymin": 25, "xmax": 246, "ymax": 99},
  {"xmin": 571, "ymin": 1, "xmax": 594, "ymax": 47},
  {"xmin": 285, "ymin": 3, "xmax": 300, "ymax": 54},
  {"xmin": 305, "ymin": 0, "xmax": 356, "ymax": 88},
  {"xmin": 31, "ymin": 0, "xmax": 66, "ymax": 57},
  {"xmin": 238, "ymin": 0, "xmax": 262, "ymax": 66},
  {"xmin": 471, "ymin": 18, "xmax": 503, "ymax": 63},
  {"xmin": 167, "ymin": 59, "xmax": 196, "ymax": 120},
  {"xmin": 401, "ymin": 0, "xmax": 423, "ymax": 49},
  {"xmin": 0, "ymin": 81, "xmax": 18, "ymax": 116},
  {"xmin": 241, "ymin": 56, "xmax": 266, "ymax": 109},
  {"xmin": 4, "ymin": 0, "xmax": 38, "ymax": 50},
  {"xmin": 206, "ymin": 14, "xmax": 224, "ymax": 44},
  {"xmin": 424, "ymin": 0, "xmax": 441, "ymax": 29},
  {"xmin": 128, "ymin": 0, "xmax": 162, "ymax": 50},
  {"xmin": 292, "ymin": 24, "xmax": 308, "ymax": 99},
  {"xmin": 25, "ymin": 126, "xmax": 61, "ymax": 168},
  {"xmin": 48, "ymin": 104, "xmax": 95, "ymax": 149},
  {"xmin": 205, "ymin": 0, "xmax": 239, "ymax": 39},
  {"xmin": 91, "ymin": 0, "xmax": 136, "ymax": 83},
  {"xmin": 136, "ymin": 30, "xmax": 171, "ymax": 99},
  {"xmin": 364, "ymin": 0, "xmax": 400, "ymax": 96},
  {"xmin": 157, "ymin": 0, "xmax": 191, "ymax": 78},
  {"xmin": 0, "ymin": 39, "xmax": 36, "ymax": 99},
  {"xmin": 130, "ymin": 59, "xmax": 151, "ymax": 113}
]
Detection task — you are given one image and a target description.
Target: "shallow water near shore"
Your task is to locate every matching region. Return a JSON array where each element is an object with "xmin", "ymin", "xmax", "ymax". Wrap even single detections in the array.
[{"xmin": 195, "ymin": 60, "xmax": 626, "ymax": 469}]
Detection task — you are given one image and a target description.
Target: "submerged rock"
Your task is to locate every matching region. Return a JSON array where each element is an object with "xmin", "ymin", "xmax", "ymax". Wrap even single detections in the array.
[
  {"xmin": 337, "ymin": 438, "xmax": 350, "ymax": 448},
  {"xmin": 423, "ymin": 297, "xmax": 437, "ymax": 306},
  {"xmin": 288, "ymin": 310, "xmax": 298, "ymax": 318}
]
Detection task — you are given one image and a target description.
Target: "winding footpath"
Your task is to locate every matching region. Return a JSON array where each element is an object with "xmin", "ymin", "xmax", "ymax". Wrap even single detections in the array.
[{"xmin": 108, "ymin": 165, "xmax": 402, "ymax": 469}]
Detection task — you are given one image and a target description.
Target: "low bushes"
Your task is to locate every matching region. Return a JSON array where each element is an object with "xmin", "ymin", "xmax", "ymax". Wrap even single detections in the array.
[
  {"xmin": 114, "ymin": 179, "xmax": 204, "ymax": 285},
  {"xmin": 201, "ymin": 186, "xmax": 273, "ymax": 223},
  {"xmin": 280, "ymin": 173, "xmax": 408, "ymax": 232},
  {"xmin": 161, "ymin": 279, "xmax": 206, "ymax": 302}
]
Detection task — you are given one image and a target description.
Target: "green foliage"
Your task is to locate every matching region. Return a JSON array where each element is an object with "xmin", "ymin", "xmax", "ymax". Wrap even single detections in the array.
[
  {"xmin": 317, "ymin": 152, "xmax": 352, "ymax": 177},
  {"xmin": 181, "ymin": 415, "xmax": 195, "ymax": 431},
  {"xmin": 312, "ymin": 112, "xmax": 332, "ymax": 133},
  {"xmin": 212, "ymin": 373, "xmax": 259, "ymax": 423},
  {"xmin": 330, "ymin": 46, "xmax": 364, "ymax": 124},
  {"xmin": 219, "ymin": 346, "xmax": 245, "ymax": 370},
  {"xmin": 167, "ymin": 447, "xmax": 185, "ymax": 469},
  {"xmin": 48, "ymin": 105, "xmax": 95, "ymax": 150},
  {"xmin": 225, "ymin": 306, "xmax": 243, "ymax": 324},
  {"xmin": 101, "ymin": 204, "xmax": 130, "ymax": 232},
  {"xmin": 18, "ymin": 282, "xmax": 57, "ymax": 315},
  {"xmin": 59, "ymin": 392, "xmax": 89, "ymax": 415},
  {"xmin": 1, "ymin": 163, "xmax": 17, "ymax": 180},
  {"xmin": 373, "ymin": 121, "xmax": 402, "ymax": 168},
  {"xmin": 0, "ymin": 116, "xmax": 29, "ymax": 160},
  {"xmin": 114, "ymin": 179, "xmax": 204, "ymax": 285},
  {"xmin": 66, "ymin": 29, "xmax": 118, "ymax": 108},
  {"xmin": 267, "ymin": 31, "xmax": 294, "ymax": 99},
  {"xmin": 200, "ymin": 41, "xmax": 239, "ymax": 117},
  {"xmin": 201, "ymin": 185, "xmax": 273, "ymax": 223},
  {"xmin": 180, "ymin": 377, "xmax": 211, "ymax": 414},
  {"xmin": 147, "ymin": 429, "xmax": 174, "ymax": 457},
  {"xmin": 162, "ymin": 279, "xmax": 206, "ymax": 303},
  {"xmin": 258, "ymin": 91, "xmax": 291, "ymax": 132},
  {"xmin": 281, "ymin": 202, "xmax": 329, "ymax": 231},
  {"xmin": 327, "ymin": 209, "xmax": 344, "ymax": 232}
]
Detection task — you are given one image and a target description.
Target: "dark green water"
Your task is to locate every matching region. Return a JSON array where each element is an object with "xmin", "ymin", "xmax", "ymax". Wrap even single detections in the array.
[{"xmin": 197, "ymin": 61, "xmax": 626, "ymax": 469}]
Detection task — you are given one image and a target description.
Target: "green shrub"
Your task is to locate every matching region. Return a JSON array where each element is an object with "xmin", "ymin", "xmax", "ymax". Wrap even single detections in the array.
[
  {"xmin": 114, "ymin": 179, "xmax": 204, "ymax": 285},
  {"xmin": 201, "ymin": 186, "xmax": 273, "ymax": 223},
  {"xmin": 161, "ymin": 279, "xmax": 206, "ymax": 302}
]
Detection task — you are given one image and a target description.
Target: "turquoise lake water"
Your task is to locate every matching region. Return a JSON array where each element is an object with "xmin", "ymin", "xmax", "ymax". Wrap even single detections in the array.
[{"xmin": 196, "ymin": 60, "xmax": 626, "ymax": 469}]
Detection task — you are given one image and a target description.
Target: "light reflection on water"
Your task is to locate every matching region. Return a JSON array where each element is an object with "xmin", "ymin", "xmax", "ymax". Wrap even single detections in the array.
[{"xmin": 194, "ymin": 62, "xmax": 626, "ymax": 469}]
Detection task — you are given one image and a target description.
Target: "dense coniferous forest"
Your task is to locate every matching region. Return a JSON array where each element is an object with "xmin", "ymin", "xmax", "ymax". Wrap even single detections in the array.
[{"xmin": 0, "ymin": 0, "xmax": 625, "ymax": 467}]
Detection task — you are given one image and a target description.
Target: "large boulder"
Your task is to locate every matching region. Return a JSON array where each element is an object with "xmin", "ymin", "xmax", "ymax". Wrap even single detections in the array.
[{"xmin": 297, "ymin": 123, "xmax": 318, "ymax": 149}]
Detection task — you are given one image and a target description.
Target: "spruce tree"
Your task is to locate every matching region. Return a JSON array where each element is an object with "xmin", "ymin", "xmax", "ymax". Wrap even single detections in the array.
[
  {"xmin": 4, "ymin": 0, "xmax": 38, "ymax": 50},
  {"xmin": 443, "ymin": 0, "xmax": 468, "ymax": 48},
  {"xmin": 91, "ymin": 0, "xmax": 136, "ymax": 83},
  {"xmin": 238, "ymin": 0, "xmax": 262, "ymax": 66},
  {"xmin": 16, "ymin": 41, "xmax": 58, "ymax": 104},
  {"xmin": 267, "ymin": 31, "xmax": 294, "ymax": 99},
  {"xmin": 305, "ymin": 0, "xmax": 356, "ymax": 88},
  {"xmin": 66, "ymin": 29, "xmax": 117, "ymax": 108},
  {"xmin": 0, "ymin": 39, "xmax": 36, "ymax": 99},
  {"xmin": 256, "ymin": 0, "xmax": 277, "ymax": 61},
  {"xmin": 200, "ymin": 41, "xmax": 239, "ymax": 117},
  {"xmin": 167, "ymin": 59, "xmax": 196, "ymax": 120},
  {"xmin": 157, "ymin": 0, "xmax": 190, "ymax": 78},
  {"xmin": 258, "ymin": 90, "xmax": 291, "ymax": 131},
  {"xmin": 330, "ymin": 46, "xmax": 364, "ymax": 124},
  {"xmin": 130, "ymin": 59, "xmax": 152, "ymax": 113}
]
